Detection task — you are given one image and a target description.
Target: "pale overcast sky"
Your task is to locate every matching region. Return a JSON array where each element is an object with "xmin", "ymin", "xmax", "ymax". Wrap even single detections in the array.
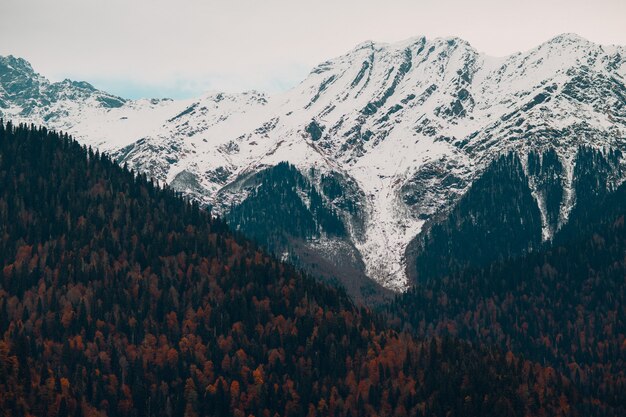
[{"xmin": 1, "ymin": 0, "xmax": 625, "ymax": 99}]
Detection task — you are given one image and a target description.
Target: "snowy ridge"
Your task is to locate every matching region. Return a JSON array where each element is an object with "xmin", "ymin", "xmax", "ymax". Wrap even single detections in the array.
[{"xmin": 2, "ymin": 34, "xmax": 626, "ymax": 291}]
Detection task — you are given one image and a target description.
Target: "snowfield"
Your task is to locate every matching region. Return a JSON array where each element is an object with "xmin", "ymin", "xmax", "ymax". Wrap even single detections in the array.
[{"xmin": 2, "ymin": 33, "xmax": 626, "ymax": 291}]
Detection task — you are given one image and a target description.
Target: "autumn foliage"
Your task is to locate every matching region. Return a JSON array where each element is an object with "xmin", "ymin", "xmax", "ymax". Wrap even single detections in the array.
[{"xmin": 0, "ymin": 122, "xmax": 579, "ymax": 416}]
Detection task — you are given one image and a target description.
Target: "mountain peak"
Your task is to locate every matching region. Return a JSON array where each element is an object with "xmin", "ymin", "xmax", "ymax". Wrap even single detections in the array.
[
  {"xmin": 367, "ymin": 35, "xmax": 474, "ymax": 53},
  {"xmin": 432, "ymin": 35, "xmax": 472, "ymax": 47},
  {"xmin": 0, "ymin": 54, "xmax": 37, "ymax": 78},
  {"xmin": 2, "ymin": 34, "xmax": 626, "ymax": 291},
  {"xmin": 538, "ymin": 33, "xmax": 595, "ymax": 52},
  {"xmin": 547, "ymin": 32, "xmax": 589, "ymax": 44},
  {"xmin": 0, "ymin": 54, "xmax": 35, "ymax": 70},
  {"xmin": 351, "ymin": 40, "xmax": 376, "ymax": 51}
]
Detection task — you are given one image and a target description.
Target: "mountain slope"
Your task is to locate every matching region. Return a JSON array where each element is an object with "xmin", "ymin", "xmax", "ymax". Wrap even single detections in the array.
[
  {"xmin": 0, "ymin": 122, "xmax": 580, "ymax": 417},
  {"xmin": 408, "ymin": 146, "xmax": 623, "ymax": 281},
  {"xmin": 2, "ymin": 34, "xmax": 626, "ymax": 293},
  {"xmin": 389, "ymin": 159, "xmax": 626, "ymax": 415}
]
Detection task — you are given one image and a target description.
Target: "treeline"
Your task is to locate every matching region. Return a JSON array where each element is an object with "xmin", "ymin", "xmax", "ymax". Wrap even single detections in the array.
[
  {"xmin": 0, "ymin": 122, "xmax": 577, "ymax": 416},
  {"xmin": 391, "ymin": 152, "xmax": 626, "ymax": 416},
  {"xmin": 410, "ymin": 147, "xmax": 621, "ymax": 282},
  {"xmin": 411, "ymin": 152, "xmax": 544, "ymax": 281},
  {"xmin": 227, "ymin": 162, "xmax": 346, "ymax": 250}
]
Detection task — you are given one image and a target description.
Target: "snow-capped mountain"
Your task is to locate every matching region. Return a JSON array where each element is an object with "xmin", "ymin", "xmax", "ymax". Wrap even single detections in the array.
[{"xmin": 2, "ymin": 33, "xmax": 626, "ymax": 294}]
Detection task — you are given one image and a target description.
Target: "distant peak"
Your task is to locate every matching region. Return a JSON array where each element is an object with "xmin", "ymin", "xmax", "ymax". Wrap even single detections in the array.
[
  {"xmin": 394, "ymin": 35, "xmax": 427, "ymax": 48},
  {"xmin": 58, "ymin": 79, "xmax": 97, "ymax": 91},
  {"xmin": 383, "ymin": 35, "xmax": 475, "ymax": 54},
  {"xmin": 435, "ymin": 36, "xmax": 470, "ymax": 45},
  {"xmin": 0, "ymin": 54, "xmax": 36, "ymax": 74},
  {"xmin": 348, "ymin": 35, "xmax": 475, "ymax": 56},
  {"xmin": 352, "ymin": 40, "xmax": 376, "ymax": 51},
  {"xmin": 545, "ymin": 33, "xmax": 590, "ymax": 45}
]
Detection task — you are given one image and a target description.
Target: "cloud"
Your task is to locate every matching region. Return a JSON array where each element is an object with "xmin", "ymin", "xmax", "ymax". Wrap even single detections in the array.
[
  {"xmin": 1, "ymin": 0, "xmax": 625, "ymax": 99},
  {"xmin": 85, "ymin": 63, "xmax": 312, "ymax": 100}
]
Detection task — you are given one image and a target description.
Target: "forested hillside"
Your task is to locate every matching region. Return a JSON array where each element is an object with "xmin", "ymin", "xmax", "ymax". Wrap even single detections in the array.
[
  {"xmin": 4, "ymin": 33, "xmax": 626, "ymax": 293},
  {"xmin": 0, "ymin": 122, "xmax": 580, "ymax": 417},
  {"xmin": 409, "ymin": 147, "xmax": 623, "ymax": 283},
  {"xmin": 391, "ymin": 161, "xmax": 626, "ymax": 416},
  {"xmin": 225, "ymin": 163, "xmax": 383, "ymax": 304},
  {"xmin": 409, "ymin": 152, "xmax": 544, "ymax": 281}
]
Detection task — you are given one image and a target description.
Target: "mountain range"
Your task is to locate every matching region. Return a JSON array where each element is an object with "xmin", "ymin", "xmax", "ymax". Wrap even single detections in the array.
[{"xmin": 2, "ymin": 33, "xmax": 626, "ymax": 300}]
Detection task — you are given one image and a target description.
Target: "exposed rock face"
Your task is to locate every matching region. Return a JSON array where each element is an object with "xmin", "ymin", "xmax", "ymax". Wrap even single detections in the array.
[{"xmin": 2, "ymin": 33, "xmax": 626, "ymax": 296}]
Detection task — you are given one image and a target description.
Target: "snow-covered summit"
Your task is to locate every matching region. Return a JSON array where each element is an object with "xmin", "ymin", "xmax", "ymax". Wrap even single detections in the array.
[{"xmin": 2, "ymin": 34, "xmax": 626, "ymax": 292}]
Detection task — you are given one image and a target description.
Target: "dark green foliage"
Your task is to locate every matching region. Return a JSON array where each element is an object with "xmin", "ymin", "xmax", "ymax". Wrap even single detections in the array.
[
  {"xmin": 227, "ymin": 162, "xmax": 346, "ymax": 251},
  {"xmin": 527, "ymin": 148, "xmax": 564, "ymax": 232},
  {"xmin": 413, "ymin": 152, "xmax": 543, "ymax": 281},
  {"xmin": 320, "ymin": 172, "xmax": 362, "ymax": 216},
  {"xmin": 392, "ymin": 161, "xmax": 626, "ymax": 416},
  {"xmin": 570, "ymin": 146, "xmax": 621, "ymax": 216},
  {"xmin": 554, "ymin": 148, "xmax": 624, "ymax": 246},
  {"xmin": 0, "ymin": 122, "xmax": 578, "ymax": 417}
]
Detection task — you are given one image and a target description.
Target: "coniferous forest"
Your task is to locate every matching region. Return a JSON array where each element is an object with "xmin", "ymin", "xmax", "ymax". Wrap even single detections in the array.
[
  {"xmin": 390, "ymin": 157, "xmax": 626, "ymax": 416},
  {"xmin": 2, "ymin": 4, "xmax": 626, "ymax": 413},
  {"xmin": 0, "ymin": 122, "xmax": 589, "ymax": 416}
]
